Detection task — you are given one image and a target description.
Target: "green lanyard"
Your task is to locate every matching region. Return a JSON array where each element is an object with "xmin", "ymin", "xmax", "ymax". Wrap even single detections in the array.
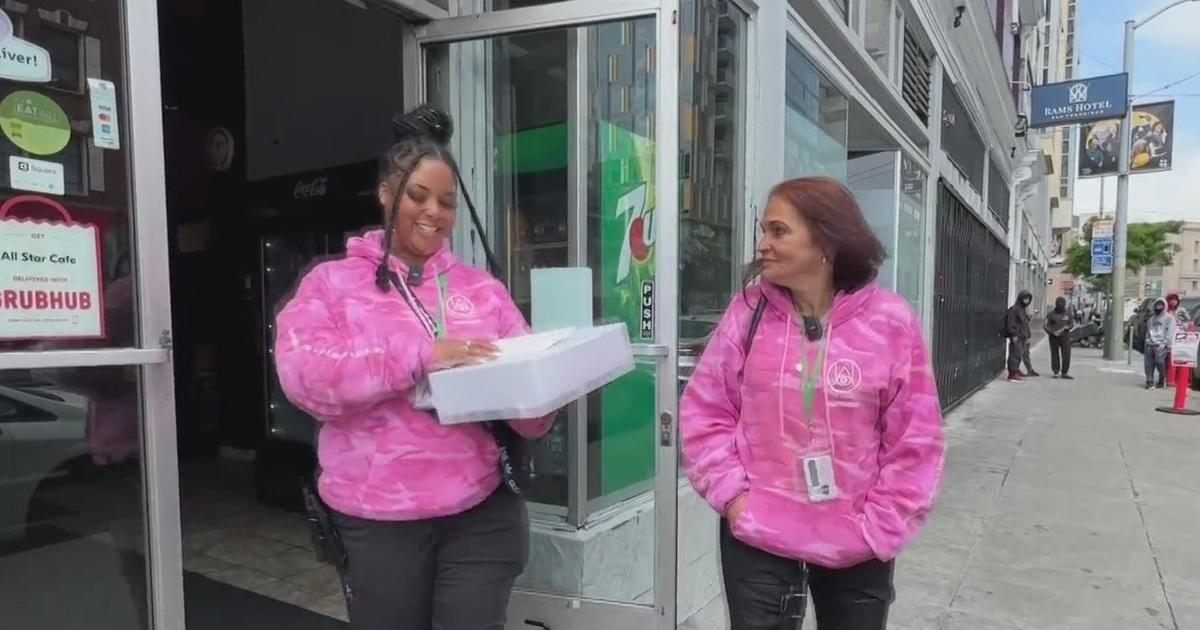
[
  {"xmin": 800, "ymin": 326, "xmax": 828, "ymax": 424},
  {"xmin": 432, "ymin": 274, "xmax": 448, "ymax": 339}
]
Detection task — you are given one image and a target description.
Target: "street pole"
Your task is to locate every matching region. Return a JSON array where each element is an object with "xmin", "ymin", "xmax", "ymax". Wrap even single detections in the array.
[{"xmin": 1106, "ymin": 20, "xmax": 1134, "ymax": 360}]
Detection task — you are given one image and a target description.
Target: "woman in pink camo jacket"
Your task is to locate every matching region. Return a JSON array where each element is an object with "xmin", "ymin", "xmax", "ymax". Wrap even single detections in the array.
[
  {"xmin": 274, "ymin": 106, "xmax": 551, "ymax": 630},
  {"xmin": 680, "ymin": 177, "xmax": 945, "ymax": 630}
]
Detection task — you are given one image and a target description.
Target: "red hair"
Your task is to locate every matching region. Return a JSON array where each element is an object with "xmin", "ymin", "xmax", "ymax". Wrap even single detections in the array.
[{"xmin": 768, "ymin": 177, "xmax": 885, "ymax": 292}]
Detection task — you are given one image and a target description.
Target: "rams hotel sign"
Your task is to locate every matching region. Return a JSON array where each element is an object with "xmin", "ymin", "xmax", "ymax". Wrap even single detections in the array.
[{"xmin": 1029, "ymin": 73, "xmax": 1129, "ymax": 129}]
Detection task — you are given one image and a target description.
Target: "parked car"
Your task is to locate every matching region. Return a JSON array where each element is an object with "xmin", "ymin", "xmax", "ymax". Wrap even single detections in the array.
[
  {"xmin": 0, "ymin": 382, "xmax": 90, "ymax": 541},
  {"xmin": 678, "ymin": 312, "xmax": 722, "ymax": 391},
  {"xmin": 1128, "ymin": 298, "xmax": 1155, "ymax": 354}
]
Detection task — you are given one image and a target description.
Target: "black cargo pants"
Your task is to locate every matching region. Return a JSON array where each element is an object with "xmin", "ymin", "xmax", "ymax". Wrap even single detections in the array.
[
  {"xmin": 720, "ymin": 521, "xmax": 894, "ymax": 630},
  {"xmin": 333, "ymin": 488, "xmax": 528, "ymax": 630}
]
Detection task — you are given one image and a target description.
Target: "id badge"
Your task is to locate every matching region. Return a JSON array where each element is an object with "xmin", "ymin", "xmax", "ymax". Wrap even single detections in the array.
[{"xmin": 799, "ymin": 453, "xmax": 839, "ymax": 503}]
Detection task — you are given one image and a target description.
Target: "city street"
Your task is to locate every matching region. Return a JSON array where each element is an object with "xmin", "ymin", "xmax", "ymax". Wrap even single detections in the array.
[{"xmin": 685, "ymin": 343, "xmax": 1200, "ymax": 629}]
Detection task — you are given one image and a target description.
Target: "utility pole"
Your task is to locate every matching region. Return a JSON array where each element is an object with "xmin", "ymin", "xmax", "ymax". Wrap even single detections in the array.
[{"xmin": 1106, "ymin": 0, "xmax": 1200, "ymax": 360}]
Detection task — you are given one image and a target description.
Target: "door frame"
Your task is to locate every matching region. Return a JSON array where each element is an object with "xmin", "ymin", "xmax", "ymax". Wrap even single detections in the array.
[
  {"xmin": 0, "ymin": 1, "xmax": 184, "ymax": 629},
  {"xmin": 402, "ymin": 1, "xmax": 682, "ymax": 628}
]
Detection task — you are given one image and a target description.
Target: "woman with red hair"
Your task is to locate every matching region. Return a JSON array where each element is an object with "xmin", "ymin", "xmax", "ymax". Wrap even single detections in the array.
[{"xmin": 680, "ymin": 177, "xmax": 945, "ymax": 629}]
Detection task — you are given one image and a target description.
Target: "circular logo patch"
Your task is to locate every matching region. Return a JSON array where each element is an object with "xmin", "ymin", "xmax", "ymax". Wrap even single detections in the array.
[
  {"xmin": 825, "ymin": 359, "xmax": 863, "ymax": 395},
  {"xmin": 445, "ymin": 294, "xmax": 475, "ymax": 317},
  {"xmin": 0, "ymin": 91, "xmax": 71, "ymax": 156}
]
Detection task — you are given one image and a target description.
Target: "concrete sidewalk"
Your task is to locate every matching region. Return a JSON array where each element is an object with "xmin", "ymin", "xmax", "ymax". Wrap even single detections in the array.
[{"xmin": 890, "ymin": 345, "xmax": 1200, "ymax": 630}]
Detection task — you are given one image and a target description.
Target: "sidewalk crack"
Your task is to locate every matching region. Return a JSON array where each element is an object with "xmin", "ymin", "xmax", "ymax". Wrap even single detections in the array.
[
  {"xmin": 937, "ymin": 436, "xmax": 1025, "ymax": 630},
  {"xmin": 1118, "ymin": 440, "xmax": 1180, "ymax": 630}
]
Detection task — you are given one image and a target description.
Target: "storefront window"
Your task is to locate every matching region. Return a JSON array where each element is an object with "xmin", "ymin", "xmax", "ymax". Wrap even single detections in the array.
[
  {"xmin": 848, "ymin": 151, "xmax": 898, "ymax": 290},
  {"xmin": 0, "ymin": 3, "xmax": 137, "ymax": 352},
  {"xmin": 678, "ymin": 0, "xmax": 746, "ymax": 380},
  {"xmin": 864, "ymin": 0, "xmax": 893, "ymax": 77},
  {"xmin": 0, "ymin": 367, "xmax": 148, "ymax": 628},
  {"xmin": 897, "ymin": 155, "xmax": 927, "ymax": 313},
  {"xmin": 784, "ymin": 41, "xmax": 848, "ymax": 181}
]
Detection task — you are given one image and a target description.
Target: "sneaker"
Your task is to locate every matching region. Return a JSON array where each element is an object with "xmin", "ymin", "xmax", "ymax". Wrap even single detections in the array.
[
  {"xmin": 1062, "ymin": 374, "xmax": 1074, "ymax": 380},
  {"xmin": 1146, "ymin": 382, "xmax": 1155, "ymax": 390},
  {"xmin": 1026, "ymin": 371, "xmax": 1041, "ymax": 377},
  {"xmin": 1008, "ymin": 373, "xmax": 1025, "ymax": 382},
  {"xmin": 1052, "ymin": 374, "xmax": 1061, "ymax": 379}
]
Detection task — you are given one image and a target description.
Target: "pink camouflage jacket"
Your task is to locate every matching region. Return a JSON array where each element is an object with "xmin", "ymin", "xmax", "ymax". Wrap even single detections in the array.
[
  {"xmin": 274, "ymin": 230, "xmax": 553, "ymax": 521},
  {"xmin": 680, "ymin": 282, "xmax": 945, "ymax": 569}
]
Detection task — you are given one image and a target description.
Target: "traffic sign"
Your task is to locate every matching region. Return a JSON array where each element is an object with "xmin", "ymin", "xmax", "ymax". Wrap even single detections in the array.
[
  {"xmin": 1091, "ymin": 238, "xmax": 1113, "ymax": 257},
  {"xmin": 1092, "ymin": 253, "xmax": 1114, "ymax": 275},
  {"xmin": 1093, "ymin": 219, "xmax": 1115, "ymax": 239}
]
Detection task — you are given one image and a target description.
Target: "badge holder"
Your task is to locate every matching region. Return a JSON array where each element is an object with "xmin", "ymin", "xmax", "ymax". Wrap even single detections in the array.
[{"xmin": 797, "ymin": 449, "xmax": 839, "ymax": 503}]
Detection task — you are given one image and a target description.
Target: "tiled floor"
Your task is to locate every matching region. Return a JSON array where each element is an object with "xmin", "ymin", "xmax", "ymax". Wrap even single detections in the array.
[{"xmin": 180, "ymin": 458, "xmax": 348, "ymax": 622}]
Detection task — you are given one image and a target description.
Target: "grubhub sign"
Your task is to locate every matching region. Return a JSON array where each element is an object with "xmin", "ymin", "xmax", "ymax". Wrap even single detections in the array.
[{"xmin": 1029, "ymin": 73, "xmax": 1128, "ymax": 129}]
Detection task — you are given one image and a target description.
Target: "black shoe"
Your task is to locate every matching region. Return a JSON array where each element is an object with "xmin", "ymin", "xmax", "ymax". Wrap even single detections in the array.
[
  {"xmin": 1062, "ymin": 374, "xmax": 1074, "ymax": 380},
  {"xmin": 1026, "ymin": 371, "xmax": 1041, "ymax": 377},
  {"xmin": 1146, "ymin": 382, "xmax": 1154, "ymax": 390}
]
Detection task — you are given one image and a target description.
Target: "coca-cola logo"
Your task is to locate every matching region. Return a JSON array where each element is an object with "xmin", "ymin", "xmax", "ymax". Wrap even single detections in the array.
[{"xmin": 294, "ymin": 177, "xmax": 328, "ymax": 199}]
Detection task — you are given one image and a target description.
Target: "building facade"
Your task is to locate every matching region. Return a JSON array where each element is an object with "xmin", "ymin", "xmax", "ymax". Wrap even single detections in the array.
[
  {"xmin": 0, "ymin": 1, "xmax": 1050, "ymax": 629},
  {"xmin": 1045, "ymin": 0, "xmax": 1080, "ymax": 304}
]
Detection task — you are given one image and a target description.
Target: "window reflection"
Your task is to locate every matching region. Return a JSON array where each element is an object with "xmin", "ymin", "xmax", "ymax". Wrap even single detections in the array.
[
  {"xmin": 0, "ymin": 367, "xmax": 147, "ymax": 630},
  {"xmin": 784, "ymin": 41, "xmax": 849, "ymax": 182}
]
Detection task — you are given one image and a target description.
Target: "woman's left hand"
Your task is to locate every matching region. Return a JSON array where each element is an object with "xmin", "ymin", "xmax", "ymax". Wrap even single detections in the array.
[{"xmin": 431, "ymin": 338, "xmax": 500, "ymax": 371}]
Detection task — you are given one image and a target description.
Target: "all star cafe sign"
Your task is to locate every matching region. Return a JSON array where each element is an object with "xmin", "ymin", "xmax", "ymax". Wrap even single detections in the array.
[{"xmin": 0, "ymin": 10, "xmax": 52, "ymax": 83}]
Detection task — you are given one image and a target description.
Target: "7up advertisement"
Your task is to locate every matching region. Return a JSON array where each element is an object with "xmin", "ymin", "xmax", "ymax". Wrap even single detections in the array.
[{"xmin": 598, "ymin": 122, "xmax": 657, "ymax": 495}]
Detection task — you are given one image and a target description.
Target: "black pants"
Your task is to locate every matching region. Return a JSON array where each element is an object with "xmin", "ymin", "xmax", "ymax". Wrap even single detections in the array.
[
  {"xmin": 1048, "ymin": 334, "xmax": 1071, "ymax": 375},
  {"xmin": 334, "ymin": 489, "xmax": 528, "ymax": 630},
  {"xmin": 720, "ymin": 522, "xmax": 894, "ymax": 630},
  {"xmin": 1007, "ymin": 338, "xmax": 1033, "ymax": 374}
]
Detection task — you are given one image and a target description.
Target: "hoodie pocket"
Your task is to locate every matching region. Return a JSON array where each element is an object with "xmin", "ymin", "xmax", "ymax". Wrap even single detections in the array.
[{"xmin": 731, "ymin": 486, "xmax": 876, "ymax": 569}]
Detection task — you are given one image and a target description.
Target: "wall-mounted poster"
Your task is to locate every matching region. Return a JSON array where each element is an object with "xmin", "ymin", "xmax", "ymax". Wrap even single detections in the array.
[{"xmin": 1078, "ymin": 100, "xmax": 1175, "ymax": 179}]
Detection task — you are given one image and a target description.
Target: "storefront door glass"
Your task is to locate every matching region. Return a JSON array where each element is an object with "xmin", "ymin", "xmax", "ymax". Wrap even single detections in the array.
[
  {"xmin": 0, "ymin": 1, "xmax": 180, "ymax": 629},
  {"xmin": 410, "ymin": 1, "xmax": 681, "ymax": 627}
]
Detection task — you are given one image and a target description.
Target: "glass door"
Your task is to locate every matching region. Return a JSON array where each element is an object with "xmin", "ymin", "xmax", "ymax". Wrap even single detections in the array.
[
  {"xmin": 405, "ymin": 1, "xmax": 681, "ymax": 628},
  {"xmin": 0, "ymin": 1, "xmax": 182, "ymax": 630}
]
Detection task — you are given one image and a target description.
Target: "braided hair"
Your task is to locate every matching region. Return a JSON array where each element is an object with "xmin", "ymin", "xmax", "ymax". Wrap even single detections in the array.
[{"xmin": 374, "ymin": 105, "xmax": 459, "ymax": 291}]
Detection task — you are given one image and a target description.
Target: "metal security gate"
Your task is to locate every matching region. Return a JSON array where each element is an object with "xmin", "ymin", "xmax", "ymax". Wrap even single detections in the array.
[{"xmin": 932, "ymin": 180, "xmax": 1010, "ymax": 409}]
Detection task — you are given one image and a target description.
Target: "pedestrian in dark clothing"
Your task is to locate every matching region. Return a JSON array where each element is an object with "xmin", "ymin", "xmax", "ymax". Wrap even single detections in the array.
[
  {"xmin": 1045, "ymin": 297, "xmax": 1074, "ymax": 379},
  {"xmin": 1005, "ymin": 290, "xmax": 1037, "ymax": 381},
  {"xmin": 1144, "ymin": 297, "xmax": 1176, "ymax": 389}
]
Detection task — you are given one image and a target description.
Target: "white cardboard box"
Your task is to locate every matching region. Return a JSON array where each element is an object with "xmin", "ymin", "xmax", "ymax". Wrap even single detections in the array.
[{"xmin": 424, "ymin": 323, "xmax": 635, "ymax": 425}]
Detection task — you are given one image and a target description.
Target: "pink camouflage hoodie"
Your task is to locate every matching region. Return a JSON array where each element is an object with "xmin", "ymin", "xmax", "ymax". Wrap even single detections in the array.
[
  {"xmin": 274, "ymin": 230, "xmax": 553, "ymax": 522},
  {"xmin": 680, "ymin": 282, "xmax": 944, "ymax": 569}
]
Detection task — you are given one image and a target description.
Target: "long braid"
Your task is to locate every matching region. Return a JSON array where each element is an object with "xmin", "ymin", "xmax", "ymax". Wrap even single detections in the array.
[{"xmin": 375, "ymin": 151, "xmax": 430, "ymax": 291}]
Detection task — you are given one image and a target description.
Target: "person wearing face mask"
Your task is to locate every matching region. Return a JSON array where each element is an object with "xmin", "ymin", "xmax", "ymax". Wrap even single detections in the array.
[
  {"xmin": 1004, "ymin": 290, "xmax": 1038, "ymax": 381},
  {"xmin": 1144, "ymin": 297, "xmax": 1176, "ymax": 390},
  {"xmin": 1044, "ymin": 297, "xmax": 1074, "ymax": 380},
  {"xmin": 273, "ymin": 105, "xmax": 553, "ymax": 630},
  {"xmin": 680, "ymin": 177, "xmax": 945, "ymax": 629}
]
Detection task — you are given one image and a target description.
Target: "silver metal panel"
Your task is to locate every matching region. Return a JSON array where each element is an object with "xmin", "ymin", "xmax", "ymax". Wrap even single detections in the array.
[
  {"xmin": 375, "ymin": 0, "xmax": 451, "ymax": 20},
  {"xmin": 506, "ymin": 590, "xmax": 657, "ymax": 630},
  {"xmin": 652, "ymin": 1, "xmax": 681, "ymax": 628},
  {"xmin": 0, "ymin": 349, "xmax": 169, "ymax": 370},
  {"xmin": 566, "ymin": 26, "xmax": 589, "ymax": 528},
  {"xmin": 632, "ymin": 344, "xmax": 670, "ymax": 357},
  {"xmin": 413, "ymin": 0, "xmax": 658, "ymax": 44},
  {"xmin": 126, "ymin": 1, "xmax": 186, "ymax": 629}
]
